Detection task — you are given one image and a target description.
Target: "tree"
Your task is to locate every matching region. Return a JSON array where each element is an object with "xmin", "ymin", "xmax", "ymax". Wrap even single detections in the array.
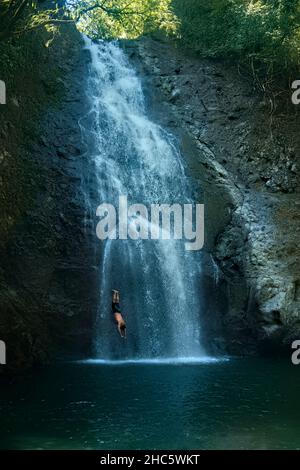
[
  {"xmin": 0, "ymin": 0, "xmax": 176, "ymax": 42},
  {"xmin": 69, "ymin": 0, "xmax": 176, "ymax": 39},
  {"xmin": 0, "ymin": 0, "xmax": 32, "ymax": 40}
]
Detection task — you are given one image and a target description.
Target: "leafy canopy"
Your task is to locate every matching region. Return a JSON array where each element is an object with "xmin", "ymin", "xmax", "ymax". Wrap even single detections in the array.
[
  {"xmin": 1, "ymin": 1, "xmax": 300, "ymax": 89},
  {"xmin": 67, "ymin": 0, "xmax": 177, "ymax": 39}
]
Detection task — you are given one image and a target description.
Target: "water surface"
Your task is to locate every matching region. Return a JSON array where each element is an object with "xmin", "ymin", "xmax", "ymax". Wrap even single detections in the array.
[{"xmin": 0, "ymin": 358, "xmax": 299, "ymax": 449}]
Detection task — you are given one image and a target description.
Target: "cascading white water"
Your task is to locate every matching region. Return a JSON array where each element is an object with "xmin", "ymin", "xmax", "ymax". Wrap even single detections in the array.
[{"xmin": 80, "ymin": 36, "xmax": 206, "ymax": 360}]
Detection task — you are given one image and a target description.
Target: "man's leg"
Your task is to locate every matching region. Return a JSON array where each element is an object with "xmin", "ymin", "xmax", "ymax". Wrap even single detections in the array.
[
  {"xmin": 117, "ymin": 323, "xmax": 122, "ymax": 337},
  {"xmin": 112, "ymin": 289, "xmax": 119, "ymax": 303}
]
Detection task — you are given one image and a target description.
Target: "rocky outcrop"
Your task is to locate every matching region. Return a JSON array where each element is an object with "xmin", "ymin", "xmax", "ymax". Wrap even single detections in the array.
[
  {"xmin": 123, "ymin": 37, "xmax": 300, "ymax": 355},
  {"xmin": 0, "ymin": 23, "xmax": 99, "ymax": 370}
]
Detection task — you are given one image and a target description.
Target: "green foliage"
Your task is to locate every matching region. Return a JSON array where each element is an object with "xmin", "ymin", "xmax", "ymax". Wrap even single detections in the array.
[
  {"xmin": 1, "ymin": 0, "xmax": 299, "ymax": 91},
  {"xmin": 70, "ymin": 0, "xmax": 177, "ymax": 39},
  {"xmin": 171, "ymin": 0, "xmax": 300, "ymax": 76},
  {"xmin": 0, "ymin": 1, "xmax": 64, "ymax": 40},
  {"xmin": 71, "ymin": 0, "xmax": 300, "ymax": 86}
]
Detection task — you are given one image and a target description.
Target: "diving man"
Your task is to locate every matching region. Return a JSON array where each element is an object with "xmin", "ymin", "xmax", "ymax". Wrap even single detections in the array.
[{"xmin": 112, "ymin": 289, "xmax": 126, "ymax": 338}]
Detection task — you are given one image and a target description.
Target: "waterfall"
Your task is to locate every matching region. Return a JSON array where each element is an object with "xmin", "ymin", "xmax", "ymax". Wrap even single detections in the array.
[{"xmin": 80, "ymin": 36, "xmax": 206, "ymax": 360}]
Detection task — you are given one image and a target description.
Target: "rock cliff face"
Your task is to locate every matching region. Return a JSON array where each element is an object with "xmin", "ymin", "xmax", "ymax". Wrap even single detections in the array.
[
  {"xmin": 0, "ymin": 24, "xmax": 99, "ymax": 370},
  {"xmin": 123, "ymin": 37, "xmax": 300, "ymax": 355}
]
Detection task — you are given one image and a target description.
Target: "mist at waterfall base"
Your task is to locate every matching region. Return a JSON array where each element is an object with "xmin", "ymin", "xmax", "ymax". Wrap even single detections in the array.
[{"xmin": 80, "ymin": 36, "xmax": 206, "ymax": 361}]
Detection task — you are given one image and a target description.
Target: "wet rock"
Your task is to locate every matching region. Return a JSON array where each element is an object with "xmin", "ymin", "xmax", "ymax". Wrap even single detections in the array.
[
  {"xmin": 0, "ymin": 22, "xmax": 100, "ymax": 370},
  {"xmin": 169, "ymin": 88, "xmax": 181, "ymax": 103},
  {"xmin": 124, "ymin": 37, "xmax": 300, "ymax": 355}
]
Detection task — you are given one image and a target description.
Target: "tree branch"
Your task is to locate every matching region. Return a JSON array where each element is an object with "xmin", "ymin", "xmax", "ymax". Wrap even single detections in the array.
[{"xmin": 0, "ymin": 0, "xmax": 145, "ymax": 40}]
